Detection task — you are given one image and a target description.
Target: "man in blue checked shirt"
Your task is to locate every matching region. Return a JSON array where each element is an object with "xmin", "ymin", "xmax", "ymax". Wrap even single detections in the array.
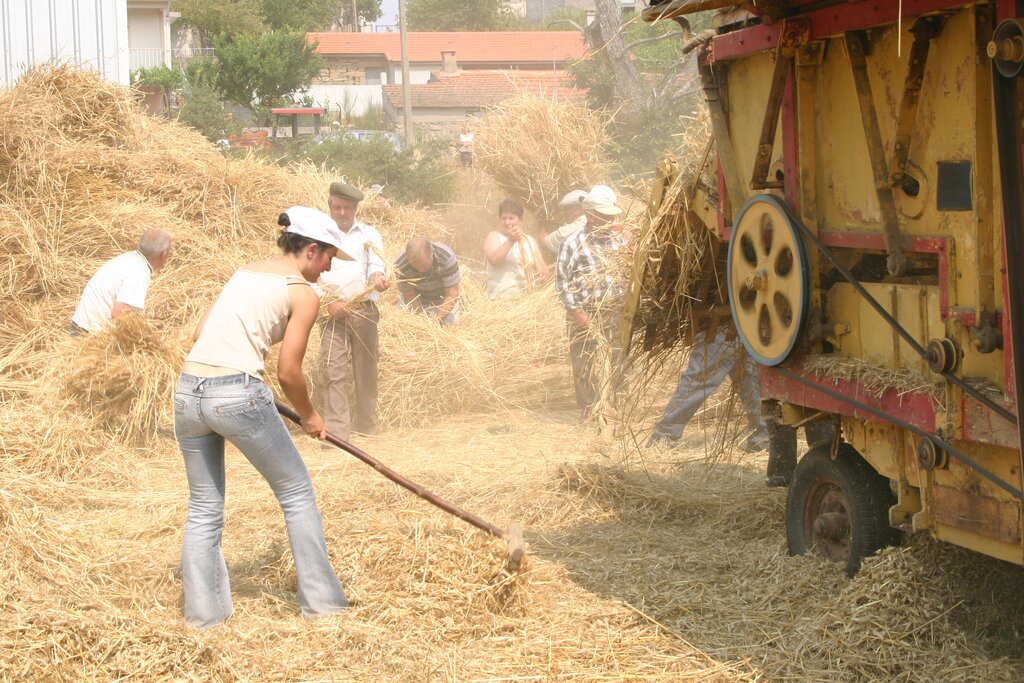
[{"xmin": 555, "ymin": 185, "xmax": 630, "ymax": 418}]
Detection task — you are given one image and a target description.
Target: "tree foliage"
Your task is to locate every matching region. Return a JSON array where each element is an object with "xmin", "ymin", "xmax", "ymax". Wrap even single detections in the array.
[
  {"xmin": 300, "ymin": 136, "xmax": 455, "ymax": 206},
  {"xmin": 569, "ymin": 9, "xmax": 710, "ymax": 179},
  {"xmin": 406, "ymin": 0, "xmax": 519, "ymax": 31},
  {"xmin": 173, "ymin": 0, "xmax": 382, "ymax": 35},
  {"xmin": 130, "ymin": 65, "xmax": 184, "ymax": 94},
  {"xmin": 212, "ymin": 31, "xmax": 323, "ymax": 109},
  {"xmin": 262, "ymin": 0, "xmax": 381, "ymax": 31},
  {"xmin": 172, "ymin": 0, "xmax": 265, "ymax": 37},
  {"xmin": 177, "ymin": 81, "xmax": 238, "ymax": 141}
]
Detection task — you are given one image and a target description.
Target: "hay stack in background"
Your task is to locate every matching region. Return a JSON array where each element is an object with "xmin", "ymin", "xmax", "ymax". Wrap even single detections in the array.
[{"xmin": 474, "ymin": 95, "xmax": 611, "ymax": 225}]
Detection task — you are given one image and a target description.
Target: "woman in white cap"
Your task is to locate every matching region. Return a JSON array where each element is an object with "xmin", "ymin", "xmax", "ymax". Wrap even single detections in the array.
[{"xmin": 173, "ymin": 206, "xmax": 353, "ymax": 628}]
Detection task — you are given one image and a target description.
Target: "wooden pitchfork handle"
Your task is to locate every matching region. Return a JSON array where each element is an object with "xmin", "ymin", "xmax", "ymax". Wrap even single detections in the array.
[{"xmin": 275, "ymin": 401, "xmax": 525, "ymax": 571}]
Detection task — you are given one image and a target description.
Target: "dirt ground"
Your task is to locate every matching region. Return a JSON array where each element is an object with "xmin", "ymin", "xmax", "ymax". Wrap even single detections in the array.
[{"xmin": 7, "ymin": 386, "xmax": 1024, "ymax": 681}]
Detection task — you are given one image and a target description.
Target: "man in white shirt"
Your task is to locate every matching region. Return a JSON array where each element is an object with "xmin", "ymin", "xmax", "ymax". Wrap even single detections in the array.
[
  {"xmin": 457, "ymin": 125, "xmax": 474, "ymax": 167},
  {"xmin": 69, "ymin": 228, "xmax": 172, "ymax": 335},
  {"xmin": 542, "ymin": 189, "xmax": 588, "ymax": 259},
  {"xmin": 318, "ymin": 182, "xmax": 390, "ymax": 441}
]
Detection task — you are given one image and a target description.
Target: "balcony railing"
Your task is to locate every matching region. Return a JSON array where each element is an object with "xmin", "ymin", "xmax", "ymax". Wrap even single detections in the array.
[{"xmin": 129, "ymin": 47, "xmax": 216, "ymax": 72}]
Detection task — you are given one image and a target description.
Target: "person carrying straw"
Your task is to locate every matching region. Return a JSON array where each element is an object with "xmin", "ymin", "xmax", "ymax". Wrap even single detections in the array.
[{"xmin": 484, "ymin": 197, "xmax": 545, "ymax": 298}]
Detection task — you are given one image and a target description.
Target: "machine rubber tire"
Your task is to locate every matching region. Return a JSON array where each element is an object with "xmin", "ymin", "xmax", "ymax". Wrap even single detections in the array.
[{"xmin": 786, "ymin": 443, "xmax": 898, "ymax": 576}]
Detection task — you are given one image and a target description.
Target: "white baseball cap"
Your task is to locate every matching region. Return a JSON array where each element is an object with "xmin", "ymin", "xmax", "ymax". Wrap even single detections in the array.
[
  {"xmin": 558, "ymin": 189, "xmax": 588, "ymax": 208},
  {"xmin": 581, "ymin": 185, "xmax": 623, "ymax": 216},
  {"xmin": 281, "ymin": 206, "xmax": 355, "ymax": 260}
]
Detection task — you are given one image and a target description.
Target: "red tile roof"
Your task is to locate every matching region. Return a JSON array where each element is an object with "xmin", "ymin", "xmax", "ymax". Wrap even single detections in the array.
[
  {"xmin": 307, "ymin": 31, "xmax": 588, "ymax": 65},
  {"xmin": 382, "ymin": 70, "xmax": 584, "ymax": 110}
]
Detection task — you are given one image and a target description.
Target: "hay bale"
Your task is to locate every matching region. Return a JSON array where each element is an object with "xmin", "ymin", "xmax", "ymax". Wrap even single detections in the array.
[
  {"xmin": 53, "ymin": 314, "xmax": 184, "ymax": 444},
  {"xmin": 474, "ymin": 94, "xmax": 611, "ymax": 225}
]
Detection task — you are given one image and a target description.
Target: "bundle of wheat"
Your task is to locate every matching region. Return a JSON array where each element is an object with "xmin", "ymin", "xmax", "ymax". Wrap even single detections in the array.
[
  {"xmin": 52, "ymin": 314, "xmax": 184, "ymax": 443},
  {"xmin": 803, "ymin": 353, "xmax": 945, "ymax": 405},
  {"xmin": 474, "ymin": 95, "xmax": 612, "ymax": 225}
]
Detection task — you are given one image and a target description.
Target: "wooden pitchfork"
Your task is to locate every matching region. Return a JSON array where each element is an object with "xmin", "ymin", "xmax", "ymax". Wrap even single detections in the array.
[{"xmin": 275, "ymin": 402, "xmax": 526, "ymax": 573}]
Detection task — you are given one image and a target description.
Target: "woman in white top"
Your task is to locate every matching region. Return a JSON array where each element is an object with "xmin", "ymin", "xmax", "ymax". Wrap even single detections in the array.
[
  {"xmin": 483, "ymin": 198, "xmax": 546, "ymax": 298},
  {"xmin": 174, "ymin": 206, "xmax": 352, "ymax": 628}
]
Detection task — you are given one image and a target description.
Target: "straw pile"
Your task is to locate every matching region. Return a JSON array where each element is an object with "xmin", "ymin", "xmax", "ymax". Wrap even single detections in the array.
[
  {"xmin": 0, "ymin": 64, "xmax": 567, "ymax": 445},
  {"xmin": 373, "ymin": 283, "xmax": 569, "ymax": 429},
  {"xmin": 539, "ymin": 452, "xmax": 1024, "ymax": 682},
  {"xmin": 474, "ymin": 94, "xmax": 612, "ymax": 225},
  {"xmin": 53, "ymin": 313, "xmax": 184, "ymax": 443},
  {"xmin": 803, "ymin": 353, "xmax": 946, "ymax": 406}
]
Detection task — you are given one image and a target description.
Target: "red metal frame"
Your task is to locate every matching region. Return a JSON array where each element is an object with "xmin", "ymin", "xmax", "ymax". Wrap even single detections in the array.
[
  {"xmin": 760, "ymin": 362, "xmax": 938, "ymax": 432},
  {"xmin": 269, "ymin": 107, "xmax": 325, "ymax": 115},
  {"xmin": 997, "ymin": 0, "xmax": 1017, "ymax": 21},
  {"xmin": 712, "ymin": 0, "xmax": 979, "ymax": 62}
]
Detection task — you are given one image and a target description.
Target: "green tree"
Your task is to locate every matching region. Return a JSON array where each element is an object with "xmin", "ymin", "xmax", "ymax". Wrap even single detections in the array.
[
  {"xmin": 173, "ymin": 0, "xmax": 383, "ymax": 37},
  {"xmin": 567, "ymin": 9, "xmax": 712, "ymax": 179},
  {"xmin": 406, "ymin": 0, "xmax": 518, "ymax": 31},
  {"xmin": 261, "ymin": 0, "xmax": 381, "ymax": 31},
  {"xmin": 212, "ymin": 31, "xmax": 323, "ymax": 110},
  {"xmin": 300, "ymin": 136, "xmax": 455, "ymax": 206},
  {"xmin": 177, "ymin": 82, "xmax": 237, "ymax": 141},
  {"xmin": 172, "ymin": 0, "xmax": 264, "ymax": 38},
  {"xmin": 130, "ymin": 65, "xmax": 184, "ymax": 94}
]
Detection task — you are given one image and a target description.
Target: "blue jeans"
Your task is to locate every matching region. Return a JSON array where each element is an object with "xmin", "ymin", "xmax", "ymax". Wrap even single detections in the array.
[
  {"xmin": 651, "ymin": 331, "xmax": 769, "ymax": 446},
  {"xmin": 174, "ymin": 373, "xmax": 347, "ymax": 627}
]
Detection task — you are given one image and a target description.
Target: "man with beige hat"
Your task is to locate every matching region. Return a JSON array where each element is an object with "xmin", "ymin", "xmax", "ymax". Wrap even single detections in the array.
[{"xmin": 555, "ymin": 185, "xmax": 629, "ymax": 418}]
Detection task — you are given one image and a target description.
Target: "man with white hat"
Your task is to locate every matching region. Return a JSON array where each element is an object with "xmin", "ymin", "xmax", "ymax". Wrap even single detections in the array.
[
  {"xmin": 318, "ymin": 181, "xmax": 390, "ymax": 442},
  {"xmin": 555, "ymin": 185, "xmax": 629, "ymax": 418},
  {"xmin": 541, "ymin": 189, "xmax": 588, "ymax": 258}
]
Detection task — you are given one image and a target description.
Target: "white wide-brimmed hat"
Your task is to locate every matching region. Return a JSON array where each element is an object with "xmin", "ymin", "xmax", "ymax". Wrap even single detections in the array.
[
  {"xmin": 282, "ymin": 206, "xmax": 354, "ymax": 260},
  {"xmin": 558, "ymin": 189, "xmax": 588, "ymax": 208}
]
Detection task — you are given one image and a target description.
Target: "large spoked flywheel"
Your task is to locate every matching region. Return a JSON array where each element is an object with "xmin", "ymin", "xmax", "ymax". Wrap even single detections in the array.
[{"xmin": 727, "ymin": 195, "xmax": 810, "ymax": 366}]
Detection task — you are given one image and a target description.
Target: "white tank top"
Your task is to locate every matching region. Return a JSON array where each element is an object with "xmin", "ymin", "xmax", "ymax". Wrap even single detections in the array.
[
  {"xmin": 486, "ymin": 235, "xmax": 537, "ymax": 298},
  {"xmin": 186, "ymin": 270, "xmax": 310, "ymax": 377}
]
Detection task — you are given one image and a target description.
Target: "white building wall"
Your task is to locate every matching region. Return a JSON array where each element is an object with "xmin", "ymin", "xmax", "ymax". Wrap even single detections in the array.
[
  {"xmin": 126, "ymin": 7, "xmax": 167, "ymax": 70},
  {"xmin": 387, "ymin": 64, "xmax": 435, "ymax": 85},
  {"xmin": 305, "ymin": 84, "xmax": 383, "ymax": 118},
  {"xmin": 1, "ymin": 0, "xmax": 130, "ymax": 86}
]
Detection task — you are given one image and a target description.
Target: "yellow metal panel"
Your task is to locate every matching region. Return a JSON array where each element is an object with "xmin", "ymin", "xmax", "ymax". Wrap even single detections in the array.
[
  {"xmin": 846, "ymin": 418, "xmax": 900, "ymax": 481},
  {"xmin": 825, "ymin": 282, "xmax": 943, "ymax": 375},
  {"xmin": 722, "ymin": 51, "xmax": 783, "ymax": 196}
]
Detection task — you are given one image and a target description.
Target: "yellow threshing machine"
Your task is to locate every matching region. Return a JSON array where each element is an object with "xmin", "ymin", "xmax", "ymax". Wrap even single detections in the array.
[{"xmin": 643, "ymin": 0, "xmax": 1024, "ymax": 575}]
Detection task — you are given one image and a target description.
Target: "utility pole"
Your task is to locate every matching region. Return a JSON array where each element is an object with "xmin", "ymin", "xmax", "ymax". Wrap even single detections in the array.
[
  {"xmin": 398, "ymin": 0, "xmax": 414, "ymax": 148},
  {"xmin": 351, "ymin": 0, "xmax": 359, "ymax": 31}
]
